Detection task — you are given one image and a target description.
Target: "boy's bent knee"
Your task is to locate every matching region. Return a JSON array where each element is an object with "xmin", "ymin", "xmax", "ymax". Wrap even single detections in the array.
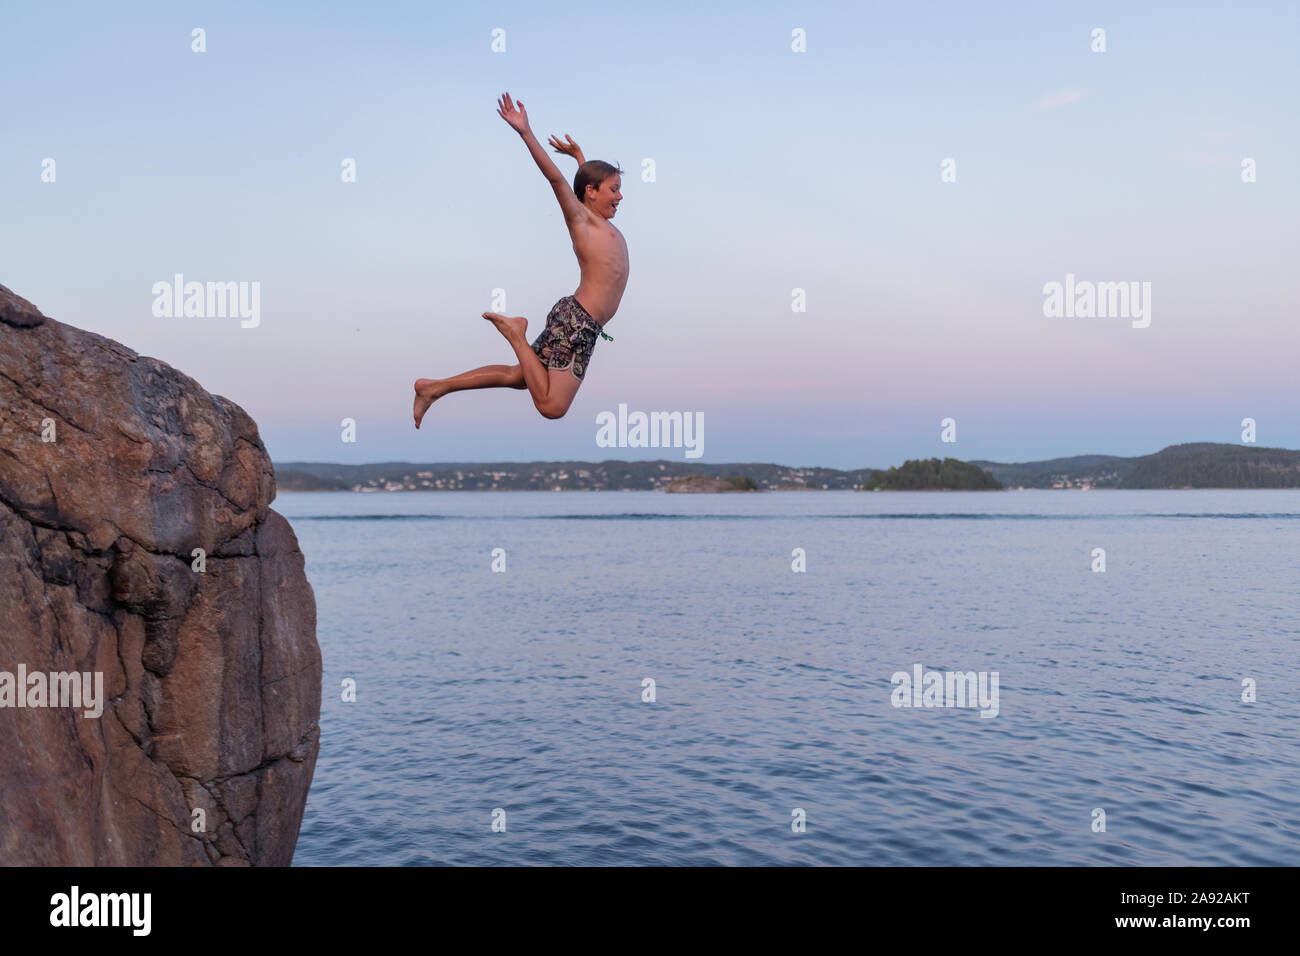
[{"xmin": 535, "ymin": 394, "xmax": 573, "ymax": 419}]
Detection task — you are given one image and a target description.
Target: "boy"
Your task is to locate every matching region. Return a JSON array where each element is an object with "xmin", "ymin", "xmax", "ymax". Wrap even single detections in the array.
[{"xmin": 414, "ymin": 92, "xmax": 629, "ymax": 427}]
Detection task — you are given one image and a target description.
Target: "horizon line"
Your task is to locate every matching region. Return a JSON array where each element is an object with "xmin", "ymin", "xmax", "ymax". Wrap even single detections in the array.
[{"xmin": 274, "ymin": 440, "xmax": 1296, "ymax": 471}]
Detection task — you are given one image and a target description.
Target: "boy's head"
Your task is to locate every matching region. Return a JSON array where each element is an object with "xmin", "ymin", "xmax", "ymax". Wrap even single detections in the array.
[{"xmin": 574, "ymin": 160, "xmax": 622, "ymax": 219}]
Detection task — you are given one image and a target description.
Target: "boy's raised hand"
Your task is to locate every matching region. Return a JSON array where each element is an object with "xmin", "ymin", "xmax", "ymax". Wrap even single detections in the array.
[
  {"xmin": 547, "ymin": 133, "xmax": 586, "ymax": 165},
  {"xmin": 496, "ymin": 92, "xmax": 530, "ymax": 134}
]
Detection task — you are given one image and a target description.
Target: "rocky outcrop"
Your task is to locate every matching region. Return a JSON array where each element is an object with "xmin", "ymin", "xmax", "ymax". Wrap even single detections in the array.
[
  {"xmin": 0, "ymin": 283, "xmax": 321, "ymax": 866},
  {"xmin": 663, "ymin": 474, "xmax": 757, "ymax": 493}
]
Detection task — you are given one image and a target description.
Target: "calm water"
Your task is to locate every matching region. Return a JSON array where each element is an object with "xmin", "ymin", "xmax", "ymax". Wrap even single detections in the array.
[{"xmin": 277, "ymin": 490, "xmax": 1300, "ymax": 866}]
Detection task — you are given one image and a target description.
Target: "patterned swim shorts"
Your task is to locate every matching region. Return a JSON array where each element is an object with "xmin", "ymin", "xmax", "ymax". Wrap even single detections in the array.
[{"xmin": 530, "ymin": 295, "xmax": 610, "ymax": 382}]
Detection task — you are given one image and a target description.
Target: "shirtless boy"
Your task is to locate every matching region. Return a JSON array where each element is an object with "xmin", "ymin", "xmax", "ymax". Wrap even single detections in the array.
[{"xmin": 414, "ymin": 92, "xmax": 629, "ymax": 427}]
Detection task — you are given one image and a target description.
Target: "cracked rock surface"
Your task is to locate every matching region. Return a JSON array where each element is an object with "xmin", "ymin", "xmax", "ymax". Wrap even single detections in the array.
[{"xmin": 0, "ymin": 282, "xmax": 322, "ymax": 866}]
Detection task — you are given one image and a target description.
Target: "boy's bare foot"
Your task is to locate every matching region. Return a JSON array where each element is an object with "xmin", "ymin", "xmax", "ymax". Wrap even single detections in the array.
[
  {"xmin": 413, "ymin": 378, "xmax": 445, "ymax": 429},
  {"xmin": 482, "ymin": 312, "xmax": 528, "ymax": 342}
]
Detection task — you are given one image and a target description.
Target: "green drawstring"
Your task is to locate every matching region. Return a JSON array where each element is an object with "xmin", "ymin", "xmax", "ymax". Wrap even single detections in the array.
[{"xmin": 599, "ymin": 329, "xmax": 614, "ymax": 342}]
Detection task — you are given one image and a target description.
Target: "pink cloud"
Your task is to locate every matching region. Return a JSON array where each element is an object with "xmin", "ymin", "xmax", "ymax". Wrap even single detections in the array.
[{"xmin": 1035, "ymin": 88, "xmax": 1086, "ymax": 110}]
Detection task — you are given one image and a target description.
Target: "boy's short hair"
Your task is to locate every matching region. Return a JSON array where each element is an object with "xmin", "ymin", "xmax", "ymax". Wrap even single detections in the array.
[{"xmin": 574, "ymin": 160, "xmax": 622, "ymax": 201}]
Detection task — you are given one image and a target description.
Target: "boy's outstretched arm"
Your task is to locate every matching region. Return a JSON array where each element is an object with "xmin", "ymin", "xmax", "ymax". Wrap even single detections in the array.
[{"xmin": 496, "ymin": 93, "xmax": 586, "ymax": 226}]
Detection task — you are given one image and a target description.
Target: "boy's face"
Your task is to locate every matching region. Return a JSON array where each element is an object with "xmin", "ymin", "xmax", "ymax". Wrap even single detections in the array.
[{"xmin": 586, "ymin": 175, "xmax": 622, "ymax": 219}]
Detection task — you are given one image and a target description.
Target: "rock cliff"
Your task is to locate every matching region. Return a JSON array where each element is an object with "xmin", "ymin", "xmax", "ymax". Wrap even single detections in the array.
[{"xmin": 0, "ymin": 283, "xmax": 321, "ymax": 866}]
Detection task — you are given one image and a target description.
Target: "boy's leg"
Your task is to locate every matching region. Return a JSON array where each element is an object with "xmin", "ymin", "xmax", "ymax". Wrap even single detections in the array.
[
  {"xmin": 482, "ymin": 312, "xmax": 582, "ymax": 419},
  {"xmin": 413, "ymin": 364, "xmax": 526, "ymax": 428}
]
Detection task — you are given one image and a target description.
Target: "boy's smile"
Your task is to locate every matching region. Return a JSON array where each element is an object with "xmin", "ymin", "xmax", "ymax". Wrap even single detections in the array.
[{"xmin": 593, "ymin": 176, "xmax": 622, "ymax": 218}]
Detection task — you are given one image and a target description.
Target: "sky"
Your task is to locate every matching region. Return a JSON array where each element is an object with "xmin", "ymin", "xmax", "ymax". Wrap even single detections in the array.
[{"xmin": 3, "ymin": 0, "xmax": 1297, "ymax": 469}]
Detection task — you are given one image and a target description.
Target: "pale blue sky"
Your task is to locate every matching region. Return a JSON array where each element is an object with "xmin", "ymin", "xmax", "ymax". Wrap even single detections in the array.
[{"xmin": 3, "ymin": 1, "xmax": 1296, "ymax": 468}]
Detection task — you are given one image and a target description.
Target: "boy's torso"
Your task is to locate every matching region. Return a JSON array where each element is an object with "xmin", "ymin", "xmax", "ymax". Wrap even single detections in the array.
[{"xmin": 570, "ymin": 216, "xmax": 629, "ymax": 325}]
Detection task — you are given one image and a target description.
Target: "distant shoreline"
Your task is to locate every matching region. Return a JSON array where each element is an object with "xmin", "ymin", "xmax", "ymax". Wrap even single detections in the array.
[{"xmin": 275, "ymin": 444, "xmax": 1300, "ymax": 492}]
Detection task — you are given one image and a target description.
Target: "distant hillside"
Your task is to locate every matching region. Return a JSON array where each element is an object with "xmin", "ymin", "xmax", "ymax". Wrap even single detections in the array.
[
  {"xmin": 972, "ymin": 443, "xmax": 1300, "ymax": 489},
  {"xmin": 275, "ymin": 469, "xmax": 350, "ymax": 492},
  {"xmin": 968, "ymin": 454, "xmax": 1133, "ymax": 489},
  {"xmin": 863, "ymin": 458, "xmax": 1003, "ymax": 491},
  {"xmin": 1119, "ymin": 443, "xmax": 1300, "ymax": 488},
  {"xmin": 275, "ymin": 460, "xmax": 876, "ymax": 492}
]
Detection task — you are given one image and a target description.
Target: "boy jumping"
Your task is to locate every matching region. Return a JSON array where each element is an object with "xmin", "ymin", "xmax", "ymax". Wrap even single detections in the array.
[{"xmin": 414, "ymin": 92, "xmax": 629, "ymax": 427}]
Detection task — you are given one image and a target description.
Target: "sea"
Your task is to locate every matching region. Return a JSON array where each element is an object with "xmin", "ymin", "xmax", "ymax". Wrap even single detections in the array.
[{"xmin": 274, "ymin": 489, "xmax": 1300, "ymax": 866}]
